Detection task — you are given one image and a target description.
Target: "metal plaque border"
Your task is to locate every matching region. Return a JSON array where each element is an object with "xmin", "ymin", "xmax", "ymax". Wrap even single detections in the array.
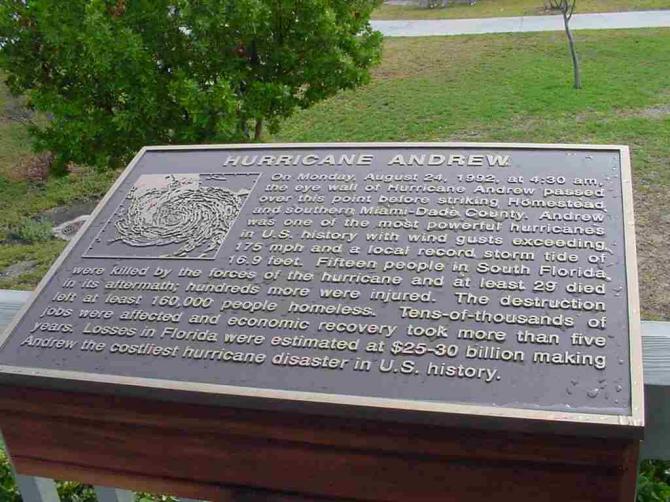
[{"xmin": 0, "ymin": 142, "xmax": 644, "ymax": 437}]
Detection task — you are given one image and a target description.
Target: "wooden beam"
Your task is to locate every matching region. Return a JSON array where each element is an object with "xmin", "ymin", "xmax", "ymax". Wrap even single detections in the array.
[
  {"xmin": 0, "ymin": 385, "xmax": 640, "ymax": 502},
  {"xmin": 640, "ymin": 321, "xmax": 670, "ymax": 386}
]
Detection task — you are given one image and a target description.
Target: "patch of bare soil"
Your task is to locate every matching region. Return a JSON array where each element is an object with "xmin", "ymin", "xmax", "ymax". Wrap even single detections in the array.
[
  {"xmin": 636, "ymin": 104, "xmax": 670, "ymax": 119},
  {"xmin": 633, "ymin": 184, "xmax": 670, "ymax": 320},
  {"xmin": 0, "ymin": 92, "xmax": 33, "ymax": 126},
  {"xmin": 571, "ymin": 104, "xmax": 670, "ymax": 123}
]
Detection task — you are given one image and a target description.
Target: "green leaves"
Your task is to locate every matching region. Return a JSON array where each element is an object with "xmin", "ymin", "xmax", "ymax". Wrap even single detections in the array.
[
  {"xmin": 0, "ymin": 0, "xmax": 382, "ymax": 171},
  {"xmin": 638, "ymin": 460, "xmax": 670, "ymax": 502},
  {"xmin": 0, "ymin": 449, "xmax": 19, "ymax": 502}
]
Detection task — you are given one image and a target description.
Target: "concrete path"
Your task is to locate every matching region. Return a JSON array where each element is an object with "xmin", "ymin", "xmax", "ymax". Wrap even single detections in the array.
[{"xmin": 372, "ymin": 10, "xmax": 670, "ymax": 36}]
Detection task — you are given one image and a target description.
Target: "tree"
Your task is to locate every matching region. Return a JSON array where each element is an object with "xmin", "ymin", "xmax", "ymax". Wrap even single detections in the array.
[
  {"xmin": 548, "ymin": 0, "xmax": 581, "ymax": 89},
  {"xmin": 0, "ymin": 0, "xmax": 383, "ymax": 172}
]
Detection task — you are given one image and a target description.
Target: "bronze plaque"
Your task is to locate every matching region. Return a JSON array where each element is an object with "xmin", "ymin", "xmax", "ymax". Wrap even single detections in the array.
[{"xmin": 0, "ymin": 144, "xmax": 643, "ymax": 436}]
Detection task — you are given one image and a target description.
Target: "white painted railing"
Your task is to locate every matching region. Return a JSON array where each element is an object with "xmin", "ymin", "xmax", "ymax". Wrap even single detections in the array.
[{"xmin": 1, "ymin": 289, "xmax": 669, "ymax": 501}]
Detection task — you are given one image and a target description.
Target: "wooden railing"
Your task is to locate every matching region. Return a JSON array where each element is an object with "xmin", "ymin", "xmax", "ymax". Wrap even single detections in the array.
[{"xmin": 1, "ymin": 289, "xmax": 669, "ymax": 501}]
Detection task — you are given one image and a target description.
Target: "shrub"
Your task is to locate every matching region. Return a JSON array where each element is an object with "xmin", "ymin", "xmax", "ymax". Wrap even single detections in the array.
[
  {"xmin": 638, "ymin": 460, "xmax": 670, "ymax": 501},
  {"xmin": 0, "ymin": 0, "xmax": 382, "ymax": 172},
  {"xmin": 0, "ymin": 449, "xmax": 19, "ymax": 502},
  {"xmin": 11, "ymin": 218, "xmax": 53, "ymax": 244}
]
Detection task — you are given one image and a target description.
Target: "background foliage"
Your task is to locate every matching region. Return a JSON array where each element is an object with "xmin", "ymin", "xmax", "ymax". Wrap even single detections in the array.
[
  {"xmin": 0, "ymin": 0, "xmax": 382, "ymax": 172},
  {"xmin": 637, "ymin": 460, "xmax": 670, "ymax": 501}
]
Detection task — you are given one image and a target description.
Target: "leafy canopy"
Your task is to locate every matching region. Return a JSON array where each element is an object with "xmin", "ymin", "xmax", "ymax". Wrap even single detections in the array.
[{"xmin": 0, "ymin": 0, "xmax": 382, "ymax": 171}]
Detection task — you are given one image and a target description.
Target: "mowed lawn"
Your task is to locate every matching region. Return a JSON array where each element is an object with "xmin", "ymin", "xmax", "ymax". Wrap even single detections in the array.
[
  {"xmin": 275, "ymin": 28, "xmax": 670, "ymax": 320},
  {"xmin": 1, "ymin": 28, "xmax": 669, "ymax": 320},
  {"xmin": 374, "ymin": 0, "xmax": 670, "ymax": 19}
]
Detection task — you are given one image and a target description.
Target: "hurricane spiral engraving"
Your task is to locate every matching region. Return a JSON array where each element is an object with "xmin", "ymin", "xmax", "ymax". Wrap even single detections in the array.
[{"xmin": 113, "ymin": 177, "xmax": 247, "ymax": 258}]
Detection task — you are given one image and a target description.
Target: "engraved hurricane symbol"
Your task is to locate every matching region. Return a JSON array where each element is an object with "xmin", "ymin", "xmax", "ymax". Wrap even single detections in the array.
[{"xmin": 113, "ymin": 176, "xmax": 247, "ymax": 258}]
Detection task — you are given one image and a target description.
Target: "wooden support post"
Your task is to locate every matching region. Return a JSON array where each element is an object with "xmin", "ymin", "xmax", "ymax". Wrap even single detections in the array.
[
  {"xmin": 94, "ymin": 486, "xmax": 134, "ymax": 502},
  {"xmin": 13, "ymin": 474, "xmax": 60, "ymax": 502}
]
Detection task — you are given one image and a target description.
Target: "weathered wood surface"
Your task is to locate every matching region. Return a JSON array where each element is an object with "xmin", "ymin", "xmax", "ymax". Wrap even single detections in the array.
[
  {"xmin": 640, "ymin": 321, "xmax": 670, "ymax": 386},
  {"xmin": 0, "ymin": 290, "xmax": 30, "ymax": 336},
  {"xmin": 0, "ymin": 385, "xmax": 640, "ymax": 502}
]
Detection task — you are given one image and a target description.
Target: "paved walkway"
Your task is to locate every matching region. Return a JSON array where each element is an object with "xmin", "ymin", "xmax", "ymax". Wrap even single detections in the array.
[{"xmin": 372, "ymin": 10, "xmax": 670, "ymax": 36}]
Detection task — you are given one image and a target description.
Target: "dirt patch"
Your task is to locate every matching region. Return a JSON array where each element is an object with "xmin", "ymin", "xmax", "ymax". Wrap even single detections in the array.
[
  {"xmin": 607, "ymin": 103, "xmax": 670, "ymax": 121},
  {"xmin": 0, "ymin": 91, "xmax": 33, "ymax": 127},
  {"xmin": 633, "ymin": 184, "xmax": 670, "ymax": 320},
  {"xmin": 0, "ymin": 260, "xmax": 37, "ymax": 280},
  {"xmin": 41, "ymin": 200, "xmax": 98, "ymax": 226},
  {"xmin": 373, "ymin": 36, "xmax": 516, "ymax": 80},
  {"xmin": 636, "ymin": 104, "xmax": 670, "ymax": 119},
  {"xmin": 570, "ymin": 104, "xmax": 670, "ymax": 124}
]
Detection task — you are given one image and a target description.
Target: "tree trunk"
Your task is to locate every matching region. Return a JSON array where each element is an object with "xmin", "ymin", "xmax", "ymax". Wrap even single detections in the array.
[
  {"xmin": 254, "ymin": 118, "xmax": 263, "ymax": 141},
  {"xmin": 563, "ymin": 13, "xmax": 581, "ymax": 89}
]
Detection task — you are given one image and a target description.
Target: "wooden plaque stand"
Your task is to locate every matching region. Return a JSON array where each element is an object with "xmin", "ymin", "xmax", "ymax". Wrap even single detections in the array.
[{"xmin": 0, "ymin": 385, "xmax": 639, "ymax": 502}]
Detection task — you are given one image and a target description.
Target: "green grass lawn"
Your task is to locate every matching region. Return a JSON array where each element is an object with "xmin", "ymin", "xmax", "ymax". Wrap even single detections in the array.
[
  {"xmin": 275, "ymin": 28, "xmax": 670, "ymax": 320},
  {"xmin": 374, "ymin": 0, "xmax": 670, "ymax": 20}
]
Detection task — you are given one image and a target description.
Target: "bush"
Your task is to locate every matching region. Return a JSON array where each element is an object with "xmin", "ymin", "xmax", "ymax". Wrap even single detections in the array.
[
  {"xmin": 11, "ymin": 218, "xmax": 53, "ymax": 244},
  {"xmin": 0, "ymin": 0, "xmax": 382, "ymax": 172},
  {"xmin": 638, "ymin": 460, "xmax": 670, "ymax": 501},
  {"xmin": 0, "ymin": 449, "xmax": 19, "ymax": 502}
]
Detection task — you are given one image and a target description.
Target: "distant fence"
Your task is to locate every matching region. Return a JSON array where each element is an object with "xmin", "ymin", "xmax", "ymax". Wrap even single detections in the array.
[{"xmin": 1, "ymin": 289, "xmax": 669, "ymax": 501}]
